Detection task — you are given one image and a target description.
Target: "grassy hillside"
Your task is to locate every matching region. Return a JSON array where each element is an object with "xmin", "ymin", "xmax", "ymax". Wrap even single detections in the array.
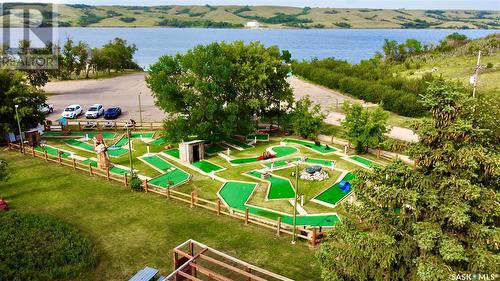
[{"xmin": 3, "ymin": 4, "xmax": 500, "ymax": 28}]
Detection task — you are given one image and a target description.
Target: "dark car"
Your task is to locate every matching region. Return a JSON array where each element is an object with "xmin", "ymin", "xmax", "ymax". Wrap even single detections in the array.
[{"xmin": 103, "ymin": 107, "xmax": 122, "ymax": 119}]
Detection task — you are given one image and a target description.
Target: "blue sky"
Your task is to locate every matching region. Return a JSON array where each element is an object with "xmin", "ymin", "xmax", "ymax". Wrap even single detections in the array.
[{"xmin": 10, "ymin": 0, "xmax": 500, "ymax": 10}]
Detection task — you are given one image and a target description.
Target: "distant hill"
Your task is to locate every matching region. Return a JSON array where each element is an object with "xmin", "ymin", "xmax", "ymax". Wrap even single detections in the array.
[{"xmin": 3, "ymin": 4, "xmax": 500, "ymax": 29}]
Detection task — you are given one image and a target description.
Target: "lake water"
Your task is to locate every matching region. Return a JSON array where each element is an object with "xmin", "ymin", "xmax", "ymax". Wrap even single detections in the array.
[{"xmin": 9, "ymin": 28, "xmax": 500, "ymax": 68}]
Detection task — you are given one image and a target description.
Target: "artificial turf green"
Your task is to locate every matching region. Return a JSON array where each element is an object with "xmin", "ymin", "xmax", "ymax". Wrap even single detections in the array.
[
  {"xmin": 149, "ymin": 137, "xmax": 168, "ymax": 146},
  {"xmin": 225, "ymin": 138, "xmax": 253, "ymax": 149},
  {"xmin": 34, "ymin": 146, "xmax": 71, "ymax": 158},
  {"xmin": 219, "ymin": 181, "xmax": 339, "ymax": 227},
  {"xmin": 163, "ymin": 149, "xmax": 180, "ymax": 159},
  {"xmin": 42, "ymin": 131, "xmax": 117, "ymax": 139},
  {"xmin": 350, "ymin": 155, "xmax": 374, "ymax": 167},
  {"xmin": 142, "ymin": 155, "xmax": 190, "ymax": 188},
  {"xmin": 292, "ymin": 157, "xmax": 335, "ymax": 167},
  {"xmin": 64, "ymin": 139, "xmax": 94, "ymax": 151},
  {"xmin": 114, "ymin": 135, "xmax": 129, "ymax": 147},
  {"xmin": 229, "ymin": 157, "xmax": 259, "ymax": 164},
  {"xmin": 130, "ymin": 132, "xmax": 155, "ymax": 139},
  {"xmin": 205, "ymin": 144, "xmax": 225, "ymax": 155},
  {"xmin": 265, "ymin": 160, "xmax": 289, "ymax": 169},
  {"xmin": 246, "ymin": 170, "xmax": 295, "ymax": 200},
  {"xmin": 80, "ymin": 159, "xmax": 130, "ymax": 175},
  {"xmin": 284, "ymin": 138, "xmax": 337, "ymax": 154},
  {"xmin": 192, "ymin": 160, "xmax": 224, "ymax": 173},
  {"xmin": 247, "ymin": 134, "xmax": 269, "ymax": 141},
  {"xmin": 106, "ymin": 147, "xmax": 129, "ymax": 157},
  {"xmin": 314, "ymin": 172, "xmax": 357, "ymax": 206},
  {"xmin": 271, "ymin": 146, "xmax": 298, "ymax": 158}
]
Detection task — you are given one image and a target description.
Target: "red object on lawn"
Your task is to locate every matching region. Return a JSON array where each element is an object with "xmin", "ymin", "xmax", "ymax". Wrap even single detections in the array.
[
  {"xmin": 257, "ymin": 153, "xmax": 276, "ymax": 161},
  {"xmin": 0, "ymin": 198, "xmax": 8, "ymax": 210}
]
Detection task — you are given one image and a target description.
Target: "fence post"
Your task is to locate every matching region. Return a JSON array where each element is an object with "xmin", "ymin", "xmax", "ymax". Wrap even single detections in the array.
[
  {"xmin": 123, "ymin": 174, "xmax": 128, "ymax": 187},
  {"xmin": 166, "ymin": 187, "xmax": 170, "ymax": 199},
  {"xmin": 78, "ymin": 121, "xmax": 81, "ymax": 131},
  {"xmin": 276, "ymin": 217, "xmax": 281, "ymax": 237},
  {"xmin": 144, "ymin": 180, "xmax": 148, "ymax": 193},
  {"xmin": 310, "ymin": 228, "xmax": 317, "ymax": 247},
  {"xmin": 58, "ymin": 154, "xmax": 62, "ymax": 166},
  {"xmin": 7, "ymin": 142, "xmax": 11, "ymax": 150},
  {"xmin": 114, "ymin": 121, "xmax": 117, "ymax": 131},
  {"xmin": 73, "ymin": 158, "xmax": 76, "ymax": 171},
  {"xmin": 150, "ymin": 122, "xmax": 153, "ymax": 130},
  {"xmin": 217, "ymin": 199, "xmax": 221, "ymax": 215},
  {"xmin": 106, "ymin": 168, "xmax": 110, "ymax": 180},
  {"xmin": 88, "ymin": 163, "xmax": 92, "ymax": 176},
  {"xmin": 32, "ymin": 148, "xmax": 35, "ymax": 157},
  {"xmin": 44, "ymin": 151, "xmax": 48, "ymax": 162},
  {"xmin": 190, "ymin": 192, "xmax": 195, "ymax": 208},
  {"xmin": 245, "ymin": 208, "xmax": 249, "ymax": 225}
]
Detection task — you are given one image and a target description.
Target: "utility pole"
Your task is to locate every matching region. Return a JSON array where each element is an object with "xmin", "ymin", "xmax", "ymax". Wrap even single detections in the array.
[
  {"xmin": 15, "ymin": 105, "xmax": 23, "ymax": 149},
  {"xmin": 138, "ymin": 92, "xmax": 143, "ymax": 127},
  {"xmin": 472, "ymin": 51, "xmax": 481, "ymax": 98},
  {"xmin": 292, "ymin": 160, "xmax": 300, "ymax": 244},
  {"xmin": 126, "ymin": 126, "xmax": 134, "ymax": 178}
]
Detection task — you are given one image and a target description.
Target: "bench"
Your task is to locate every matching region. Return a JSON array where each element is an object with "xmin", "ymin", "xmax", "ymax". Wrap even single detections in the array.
[
  {"xmin": 129, "ymin": 267, "xmax": 159, "ymax": 281},
  {"xmin": 82, "ymin": 122, "xmax": 97, "ymax": 130},
  {"xmin": 49, "ymin": 125, "xmax": 63, "ymax": 132}
]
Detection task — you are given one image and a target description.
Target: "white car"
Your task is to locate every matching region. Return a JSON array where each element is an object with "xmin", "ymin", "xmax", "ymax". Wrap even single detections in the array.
[
  {"xmin": 85, "ymin": 104, "xmax": 104, "ymax": 119},
  {"xmin": 62, "ymin": 104, "xmax": 83, "ymax": 119},
  {"xmin": 38, "ymin": 103, "xmax": 54, "ymax": 114}
]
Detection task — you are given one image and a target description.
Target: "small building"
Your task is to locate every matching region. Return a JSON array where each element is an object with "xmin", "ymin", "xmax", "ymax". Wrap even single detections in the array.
[
  {"xmin": 179, "ymin": 140, "xmax": 205, "ymax": 164},
  {"xmin": 246, "ymin": 20, "xmax": 260, "ymax": 29}
]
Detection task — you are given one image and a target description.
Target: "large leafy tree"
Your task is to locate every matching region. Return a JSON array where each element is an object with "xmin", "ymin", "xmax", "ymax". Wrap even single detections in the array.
[
  {"xmin": 291, "ymin": 96, "xmax": 325, "ymax": 139},
  {"xmin": 341, "ymin": 103, "xmax": 389, "ymax": 153},
  {"xmin": 0, "ymin": 70, "xmax": 47, "ymax": 135},
  {"xmin": 146, "ymin": 41, "xmax": 293, "ymax": 143},
  {"xmin": 317, "ymin": 77, "xmax": 499, "ymax": 280}
]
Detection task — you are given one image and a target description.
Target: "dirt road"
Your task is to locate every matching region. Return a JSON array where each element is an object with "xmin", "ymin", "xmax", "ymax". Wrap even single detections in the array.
[{"xmin": 44, "ymin": 73, "xmax": 418, "ymax": 142}]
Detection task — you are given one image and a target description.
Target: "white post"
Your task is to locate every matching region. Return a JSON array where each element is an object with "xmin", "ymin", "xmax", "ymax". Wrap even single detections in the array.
[
  {"xmin": 147, "ymin": 145, "xmax": 150, "ymax": 155},
  {"xmin": 344, "ymin": 145, "xmax": 347, "ymax": 155},
  {"xmin": 211, "ymin": 170, "xmax": 215, "ymax": 180},
  {"xmin": 301, "ymin": 195, "xmax": 304, "ymax": 207},
  {"xmin": 271, "ymin": 162, "xmax": 274, "ymax": 172},
  {"xmin": 331, "ymin": 161, "xmax": 335, "ymax": 171},
  {"xmin": 86, "ymin": 134, "xmax": 89, "ymax": 141},
  {"xmin": 254, "ymin": 136, "xmax": 257, "ymax": 144},
  {"xmin": 227, "ymin": 147, "xmax": 230, "ymax": 155},
  {"xmin": 472, "ymin": 51, "xmax": 481, "ymax": 98}
]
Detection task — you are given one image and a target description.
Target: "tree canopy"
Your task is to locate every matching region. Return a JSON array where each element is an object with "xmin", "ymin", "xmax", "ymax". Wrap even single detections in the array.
[
  {"xmin": 291, "ymin": 96, "xmax": 325, "ymax": 139},
  {"xmin": 317, "ymin": 77, "xmax": 499, "ymax": 280},
  {"xmin": 341, "ymin": 103, "xmax": 389, "ymax": 153},
  {"xmin": 146, "ymin": 41, "xmax": 293, "ymax": 143},
  {"xmin": 0, "ymin": 70, "xmax": 47, "ymax": 135}
]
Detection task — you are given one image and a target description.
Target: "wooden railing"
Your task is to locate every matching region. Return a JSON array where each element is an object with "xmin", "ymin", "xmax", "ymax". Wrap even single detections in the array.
[
  {"xmin": 7, "ymin": 143, "xmax": 324, "ymax": 246},
  {"xmin": 66, "ymin": 120, "xmax": 163, "ymax": 131}
]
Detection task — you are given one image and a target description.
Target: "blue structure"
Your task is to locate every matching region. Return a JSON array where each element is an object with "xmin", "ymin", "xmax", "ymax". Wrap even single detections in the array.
[{"xmin": 339, "ymin": 180, "xmax": 351, "ymax": 193}]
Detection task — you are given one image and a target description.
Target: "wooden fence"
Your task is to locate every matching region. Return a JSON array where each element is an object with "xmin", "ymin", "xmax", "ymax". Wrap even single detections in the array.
[
  {"xmin": 66, "ymin": 120, "xmax": 163, "ymax": 131},
  {"xmin": 7, "ymin": 143, "xmax": 324, "ymax": 246}
]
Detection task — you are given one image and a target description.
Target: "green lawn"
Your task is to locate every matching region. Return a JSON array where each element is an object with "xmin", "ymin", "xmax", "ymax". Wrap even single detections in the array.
[
  {"xmin": 34, "ymin": 146, "xmax": 71, "ymax": 158},
  {"xmin": 0, "ymin": 152, "xmax": 323, "ymax": 280}
]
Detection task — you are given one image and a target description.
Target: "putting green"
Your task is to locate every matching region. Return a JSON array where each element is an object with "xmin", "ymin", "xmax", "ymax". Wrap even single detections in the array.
[
  {"xmin": 34, "ymin": 146, "xmax": 71, "ymax": 158},
  {"xmin": 292, "ymin": 157, "xmax": 335, "ymax": 167},
  {"xmin": 42, "ymin": 131, "xmax": 117, "ymax": 139},
  {"xmin": 230, "ymin": 157, "xmax": 259, "ymax": 164},
  {"xmin": 193, "ymin": 160, "xmax": 224, "ymax": 173},
  {"xmin": 149, "ymin": 137, "xmax": 168, "ymax": 146},
  {"xmin": 247, "ymin": 134, "xmax": 269, "ymax": 141},
  {"xmin": 64, "ymin": 139, "xmax": 94, "ymax": 151},
  {"xmin": 225, "ymin": 138, "xmax": 253, "ymax": 149},
  {"xmin": 106, "ymin": 147, "xmax": 129, "ymax": 157},
  {"xmin": 219, "ymin": 181, "xmax": 339, "ymax": 227},
  {"xmin": 265, "ymin": 160, "xmax": 289, "ymax": 169},
  {"xmin": 271, "ymin": 146, "xmax": 298, "ymax": 158},
  {"xmin": 80, "ymin": 159, "xmax": 130, "ymax": 175},
  {"xmin": 142, "ymin": 155, "xmax": 190, "ymax": 188},
  {"xmin": 247, "ymin": 170, "xmax": 295, "ymax": 200},
  {"xmin": 314, "ymin": 172, "xmax": 357, "ymax": 206},
  {"xmin": 205, "ymin": 144, "xmax": 225, "ymax": 155},
  {"xmin": 114, "ymin": 135, "xmax": 129, "ymax": 147},
  {"xmin": 130, "ymin": 132, "xmax": 155, "ymax": 139},
  {"xmin": 350, "ymin": 155, "xmax": 375, "ymax": 167},
  {"xmin": 284, "ymin": 138, "xmax": 337, "ymax": 154},
  {"xmin": 163, "ymin": 149, "xmax": 180, "ymax": 159}
]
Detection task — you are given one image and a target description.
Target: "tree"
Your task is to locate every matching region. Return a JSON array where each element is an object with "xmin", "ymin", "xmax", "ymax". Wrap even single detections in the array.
[
  {"xmin": 382, "ymin": 39, "xmax": 400, "ymax": 62},
  {"xmin": 341, "ymin": 103, "xmax": 389, "ymax": 153},
  {"xmin": 0, "ymin": 70, "xmax": 47, "ymax": 135},
  {"xmin": 291, "ymin": 96, "xmax": 325, "ymax": 139},
  {"xmin": 146, "ymin": 41, "xmax": 293, "ymax": 143},
  {"xmin": 101, "ymin": 38, "xmax": 138, "ymax": 72},
  {"xmin": 317, "ymin": 78, "xmax": 499, "ymax": 280},
  {"xmin": 0, "ymin": 159, "xmax": 8, "ymax": 183}
]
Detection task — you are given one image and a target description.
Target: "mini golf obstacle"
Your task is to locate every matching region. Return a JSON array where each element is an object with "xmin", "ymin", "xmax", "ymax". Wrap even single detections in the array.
[
  {"xmin": 218, "ymin": 181, "xmax": 340, "ymax": 227},
  {"xmin": 80, "ymin": 159, "xmax": 130, "ymax": 175},
  {"xmin": 64, "ymin": 139, "xmax": 129, "ymax": 158},
  {"xmin": 283, "ymin": 138, "xmax": 337, "ymax": 154},
  {"xmin": 245, "ymin": 170, "xmax": 295, "ymax": 200},
  {"xmin": 140, "ymin": 155, "xmax": 190, "ymax": 189},
  {"xmin": 312, "ymin": 172, "xmax": 357, "ymax": 208}
]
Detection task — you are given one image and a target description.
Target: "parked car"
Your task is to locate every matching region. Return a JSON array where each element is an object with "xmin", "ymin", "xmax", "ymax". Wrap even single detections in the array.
[
  {"xmin": 62, "ymin": 104, "xmax": 83, "ymax": 119},
  {"xmin": 38, "ymin": 103, "xmax": 54, "ymax": 114},
  {"xmin": 104, "ymin": 107, "xmax": 122, "ymax": 119},
  {"xmin": 85, "ymin": 104, "xmax": 104, "ymax": 119}
]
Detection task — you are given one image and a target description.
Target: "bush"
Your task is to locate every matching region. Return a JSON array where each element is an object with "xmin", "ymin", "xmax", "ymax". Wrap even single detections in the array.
[
  {"xmin": 129, "ymin": 175, "xmax": 143, "ymax": 191},
  {"xmin": 0, "ymin": 212, "xmax": 97, "ymax": 280}
]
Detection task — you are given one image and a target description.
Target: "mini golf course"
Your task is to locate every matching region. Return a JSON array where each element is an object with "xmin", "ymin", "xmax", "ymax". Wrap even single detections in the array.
[
  {"xmin": 314, "ymin": 172, "xmax": 357, "ymax": 207},
  {"xmin": 349, "ymin": 155, "xmax": 375, "ymax": 167},
  {"xmin": 192, "ymin": 160, "xmax": 224, "ymax": 173},
  {"xmin": 246, "ymin": 170, "xmax": 295, "ymax": 200},
  {"xmin": 148, "ymin": 137, "xmax": 168, "ymax": 146},
  {"xmin": 229, "ymin": 146, "xmax": 298, "ymax": 165},
  {"xmin": 205, "ymin": 144, "xmax": 225, "ymax": 155},
  {"xmin": 225, "ymin": 138, "xmax": 253, "ymax": 149},
  {"xmin": 163, "ymin": 149, "xmax": 180, "ymax": 159},
  {"xmin": 80, "ymin": 159, "xmax": 130, "ymax": 175},
  {"xmin": 42, "ymin": 131, "xmax": 117, "ymax": 139},
  {"xmin": 141, "ymin": 155, "xmax": 190, "ymax": 188},
  {"xmin": 34, "ymin": 146, "xmax": 71, "ymax": 158},
  {"xmin": 264, "ymin": 160, "xmax": 290, "ymax": 169},
  {"xmin": 292, "ymin": 157, "xmax": 335, "ymax": 167},
  {"xmin": 113, "ymin": 135, "xmax": 129, "ymax": 147},
  {"xmin": 284, "ymin": 138, "xmax": 337, "ymax": 154},
  {"xmin": 64, "ymin": 139, "xmax": 129, "ymax": 158},
  {"xmin": 247, "ymin": 134, "xmax": 269, "ymax": 141},
  {"xmin": 218, "ymin": 181, "xmax": 340, "ymax": 227}
]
